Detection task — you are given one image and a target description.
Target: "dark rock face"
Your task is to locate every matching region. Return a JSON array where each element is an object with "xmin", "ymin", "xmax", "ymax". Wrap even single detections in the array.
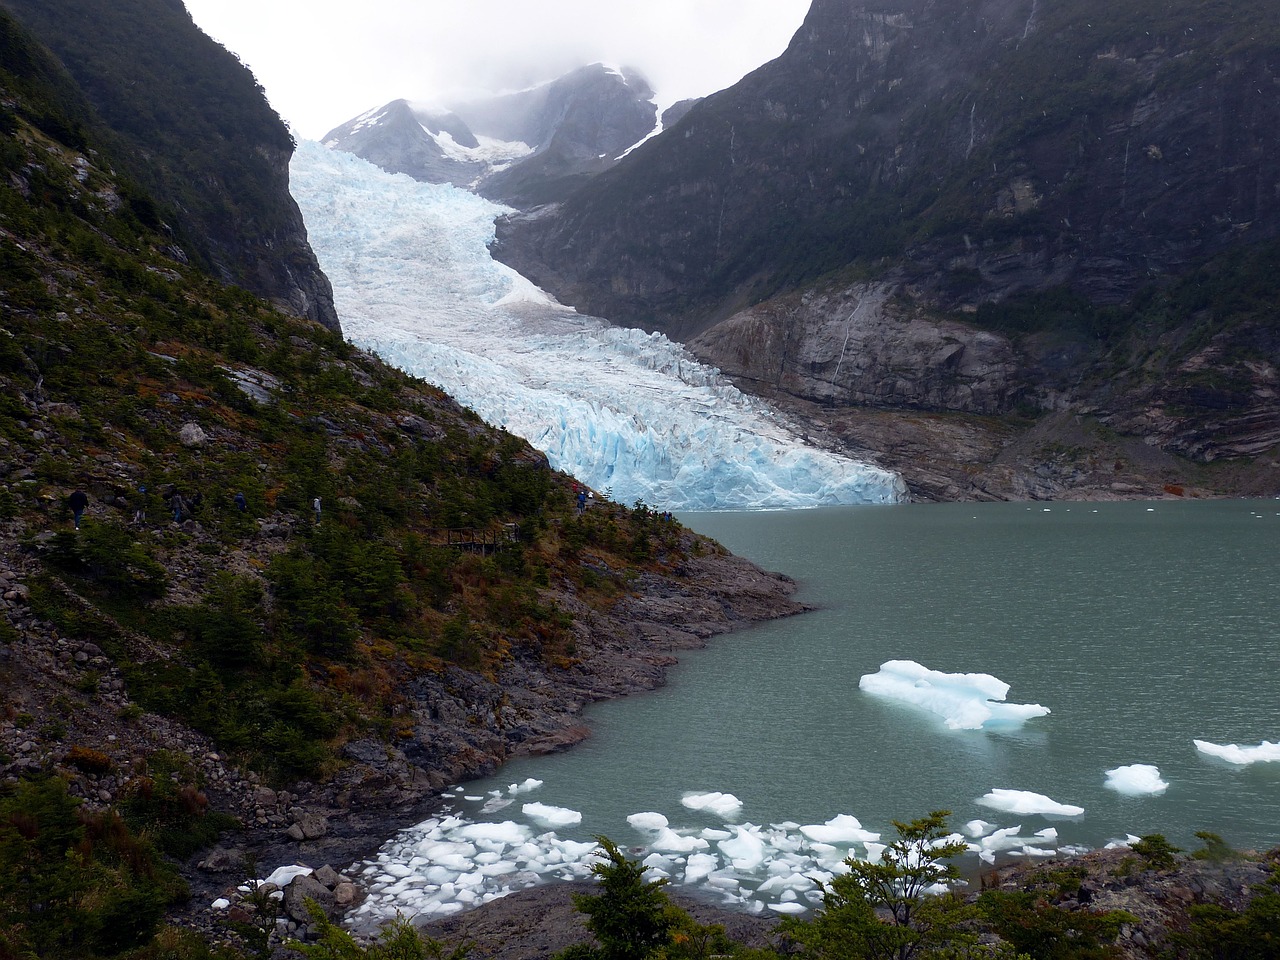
[
  {"xmin": 492, "ymin": 0, "xmax": 1280, "ymax": 339},
  {"xmin": 0, "ymin": 0, "xmax": 340, "ymax": 330},
  {"xmin": 324, "ymin": 64, "xmax": 658, "ymax": 208},
  {"xmin": 691, "ymin": 281, "xmax": 1028, "ymax": 415}
]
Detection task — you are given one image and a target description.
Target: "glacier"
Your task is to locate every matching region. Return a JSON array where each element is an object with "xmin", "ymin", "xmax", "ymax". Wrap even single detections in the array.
[{"xmin": 289, "ymin": 140, "xmax": 906, "ymax": 510}]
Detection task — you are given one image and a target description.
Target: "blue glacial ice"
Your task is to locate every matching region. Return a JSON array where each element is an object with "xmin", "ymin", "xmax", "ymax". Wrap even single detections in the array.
[{"xmin": 289, "ymin": 140, "xmax": 906, "ymax": 510}]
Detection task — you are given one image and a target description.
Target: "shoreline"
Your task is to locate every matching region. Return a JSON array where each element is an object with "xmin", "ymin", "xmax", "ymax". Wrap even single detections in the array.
[{"xmin": 173, "ymin": 547, "xmax": 810, "ymax": 938}]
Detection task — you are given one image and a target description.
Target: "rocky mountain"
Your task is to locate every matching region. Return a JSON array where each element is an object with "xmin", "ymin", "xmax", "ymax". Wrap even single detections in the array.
[
  {"xmin": 323, "ymin": 63, "xmax": 659, "ymax": 207},
  {"xmin": 0, "ymin": 0, "xmax": 339, "ymax": 330},
  {"xmin": 0, "ymin": 9, "xmax": 806, "ymax": 954},
  {"xmin": 492, "ymin": 0, "xmax": 1280, "ymax": 500}
]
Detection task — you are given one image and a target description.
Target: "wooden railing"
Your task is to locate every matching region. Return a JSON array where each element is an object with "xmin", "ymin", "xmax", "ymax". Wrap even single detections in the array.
[{"xmin": 426, "ymin": 524, "xmax": 521, "ymax": 555}]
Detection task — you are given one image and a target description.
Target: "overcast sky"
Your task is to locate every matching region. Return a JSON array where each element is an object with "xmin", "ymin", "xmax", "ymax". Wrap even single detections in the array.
[{"xmin": 181, "ymin": 0, "xmax": 812, "ymax": 140}]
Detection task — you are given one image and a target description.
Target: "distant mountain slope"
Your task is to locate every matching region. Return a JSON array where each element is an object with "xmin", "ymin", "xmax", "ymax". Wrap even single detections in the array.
[
  {"xmin": 323, "ymin": 64, "xmax": 658, "ymax": 207},
  {"xmin": 493, "ymin": 0, "xmax": 1280, "ymax": 339},
  {"xmin": 487, "ymin": 0, "xmax": 1280, "ymax": 500},
  {"xmin": 0, "ymin": 0, "xmax": 339, "ymax": 329}
]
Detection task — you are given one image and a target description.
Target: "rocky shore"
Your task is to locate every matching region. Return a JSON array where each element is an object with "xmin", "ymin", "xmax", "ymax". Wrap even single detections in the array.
[{"xmin": 0, "ymin": 508, "xmax": 807, "ymax": 949}]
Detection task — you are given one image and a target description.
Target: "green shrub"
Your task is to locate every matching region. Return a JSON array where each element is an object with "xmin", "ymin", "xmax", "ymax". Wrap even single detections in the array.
[{"xmin": 0, "ymin": 776, "xmax": 187, "ymax": 958}]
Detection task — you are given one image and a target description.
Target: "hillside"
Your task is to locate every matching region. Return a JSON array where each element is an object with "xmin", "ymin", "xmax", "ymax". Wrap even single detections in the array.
[
  {"xmin": 0, "ymin": 11, "xmax": 801, "ymax": 956},
  {"xmin": 0, "ymin": 0, "xmax": 339, "ymax": 329},
  {"xmin": 493, "ymin": 0, "xmax": 1280, "ymax": 501}
]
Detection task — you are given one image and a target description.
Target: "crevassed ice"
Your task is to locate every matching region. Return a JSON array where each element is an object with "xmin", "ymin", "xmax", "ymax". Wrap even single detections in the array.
[
  {"xmin": 857, "ymin": 660, "xmax": 1051, "ymax": 730},
  {"xmin": 289, "ymin": 140, "xmax": 906, "ymax": 511}
]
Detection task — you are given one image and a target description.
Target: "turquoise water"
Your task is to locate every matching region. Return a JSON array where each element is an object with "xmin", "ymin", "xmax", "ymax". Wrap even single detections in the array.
[
  {"xmin": 356, "ymin": 500, "xmax": 1280, "ymax": 921},
  {"xmin": 484, "ymin": 499, "xmax": 1279, "ymax": 847}
]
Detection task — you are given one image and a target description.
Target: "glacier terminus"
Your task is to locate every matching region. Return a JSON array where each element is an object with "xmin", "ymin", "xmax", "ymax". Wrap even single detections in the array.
[{"xmin": 289, "ymin": 141, "xmax": 906, "ymax": 511}]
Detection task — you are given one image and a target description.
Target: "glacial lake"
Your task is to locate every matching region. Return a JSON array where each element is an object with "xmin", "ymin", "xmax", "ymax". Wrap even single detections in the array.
[{"xmin": 349, "ymin": 499, "xmax": 1280, "ymax": 925}]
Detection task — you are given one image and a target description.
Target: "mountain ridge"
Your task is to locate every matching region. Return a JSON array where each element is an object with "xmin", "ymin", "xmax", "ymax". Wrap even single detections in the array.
[
  {"xmin": 0, "ymin": 0, "xmax": 340, "ymax": 330},
  {"xmin": 491, "ymin": 0, "xmax": 1280, "ymax": 500},
  {"xmin": 323, "ymin": 63, "xmax": 659, "ymax": 207}
]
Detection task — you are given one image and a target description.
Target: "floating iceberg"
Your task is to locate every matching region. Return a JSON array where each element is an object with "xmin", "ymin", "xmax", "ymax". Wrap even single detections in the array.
[
  {"xmin": 290, "ymin": 141, "xmax": 906, "ymax": 511},
  {"xmin": 1104, "ymin": 764, "xmax": 1170, "ymax": 795},
  {"xmin": 1193, "ymin": 739, "xmax": 1280, "ymax": 765},
  {"xmin": 681, "ymin": 792, "xmax": 744, "ymax": 819},
  {"xmin": 976, "ymin": 789, "xmax": 1084, "ymax": 817},
  {"xmin": 521, "ymin": 803, "xmax": 582, "ymax": 827},
  {"xmin": 628, "ymin": 812, "xmax": 670, "ymax": 832},
  {"xmin": 858, "ymin": 660, "xmax": 1051, "ymax": 730}
]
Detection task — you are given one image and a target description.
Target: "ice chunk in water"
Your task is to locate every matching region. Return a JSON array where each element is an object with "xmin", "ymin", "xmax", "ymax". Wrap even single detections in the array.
[
  {"xmin": 1193, "ymin": 739, "xmax": 1280, "ymax": 765},
  {"xmin": 799, "ymin": 814, "xmax": 880, "ymax": 845},
  {"xmin": 681, "ymin": 792, "xmax": 743, "ymax": 819},
  {"xmin": 858, "ymin": 661, "xmax": 1050, "ymax": 730},
  {"xmin": 628, "ymin": 812, "xmax": 670, "ymax": 832},
  {"xmin": 522, "ymin": 802, "xmax": 582, "ymax": 828},
  {"xmin": 976, "ymin": 789, "xmax": 1084, "ymax": 817},
  {"xmin": 1104, "ymin": 764, "xmax": 1170, "ymax": 795}
]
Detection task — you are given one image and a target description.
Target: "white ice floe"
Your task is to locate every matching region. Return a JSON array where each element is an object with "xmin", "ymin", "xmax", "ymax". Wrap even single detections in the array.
[
  {"xmin": 799, "ymin": 814, "xmax": 880, "ymax": 846},
  {"xmin": 976, "ymin": 789, "xmax": 1084, "ymax": 817},
  {"xmin": 628, "ymin": 812, "xmax": 670, "ymax": 831},
  {"xmin": 1193, "ymin": 739, "xmax": 1280, "ymax": 765},
  {"xmin": 347, "ymin": 786, "xmax": 1084, "ymax": 932},
  {"xmin": 522, "ymin": 803, "xmax": 583, "ymax": 828},
  {"xmin": 1104, "ymin": 764, "xmax": 1170, "ymax": 795},
  {"xmin": 289, "ymin": 140, "xmax": 905, "ymax": 511},
  {"xmin": 858, "ymin": 660, "xmax": 1051, "ymax": 730},
  {"xmin": 681, "ymin": 792, "xmax": 744, "ymax": 819}
]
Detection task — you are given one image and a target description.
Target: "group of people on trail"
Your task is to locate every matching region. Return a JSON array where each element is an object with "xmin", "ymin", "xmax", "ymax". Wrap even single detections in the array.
[
  {"xmin": 574, "ymin": 487, "xmax": 593, "ymax": 514},
  {"xmin": 65, "ymin": 487, "xmax": 259, "ymax": 530}
]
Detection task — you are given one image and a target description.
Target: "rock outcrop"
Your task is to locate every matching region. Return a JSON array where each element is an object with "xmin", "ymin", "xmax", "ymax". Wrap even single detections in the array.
[{"xmin": 0, "ymin": 0, "xmax": 340, "ymax": 330}]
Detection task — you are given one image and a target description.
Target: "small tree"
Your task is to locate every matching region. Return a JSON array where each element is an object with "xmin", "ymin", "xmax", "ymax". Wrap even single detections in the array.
[
  {"xmin": 783, "ymin": 810, "xmax": 981, "ymax": 960},
  {"xmin": 564, "ymin": 836, "xmax": 675, "ymax": 960}
]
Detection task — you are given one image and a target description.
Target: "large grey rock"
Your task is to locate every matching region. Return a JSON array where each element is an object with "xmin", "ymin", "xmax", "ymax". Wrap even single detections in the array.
[{"xmin": 282, "ymin": 874, "xmax": 334, "ymax": 923}]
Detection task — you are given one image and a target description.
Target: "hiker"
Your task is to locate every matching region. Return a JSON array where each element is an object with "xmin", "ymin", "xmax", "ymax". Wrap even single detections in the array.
[
  {"xmin": 576, "ymin": 489, "xmax": 587, "ymax": 514},
  {"xmin": 313, "ymin": 497, "xmax": 322, "ymax": 523},
  {"xmin": 172, "ymin": 492, "xmax": 188, "ymax": 523},
  {"xmin": 133, "ymin": 485, "xmax": 147, "ymax": 524},
  {"xmin": 233, "ymin": 491, "xmax": 247, "ymax": 512},
  {"xmin": 68, "ymin": 489, "xmax": 88, "ymax": 530}
]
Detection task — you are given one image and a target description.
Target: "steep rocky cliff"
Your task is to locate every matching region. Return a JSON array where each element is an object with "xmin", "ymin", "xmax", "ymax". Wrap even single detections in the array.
[
  {"xmin": 496, "ymin": 0, "xmax": 1280, "ymax": 336},
  {"xmin": 0, "ymin": 0, "xmax": 340, "ymax": 330},
  {"xmin": 493, "ymin": 0, "xmax": 1280, "ymax": 499}
]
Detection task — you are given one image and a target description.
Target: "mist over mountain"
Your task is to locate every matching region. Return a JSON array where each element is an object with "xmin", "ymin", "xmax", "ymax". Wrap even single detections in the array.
[
  {"xmin": 491, "ymin": 0, "xmax": 1280, "ymax": 499},
  {"xmin": 323, "ymin": 63, "xmax": 659, "ymax": 206}
]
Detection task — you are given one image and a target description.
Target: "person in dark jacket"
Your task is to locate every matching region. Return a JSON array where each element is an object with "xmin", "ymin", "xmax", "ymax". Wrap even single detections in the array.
[{"xmin": 68, "ymin": 489, "xmax": 88, "ymax": 530}]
